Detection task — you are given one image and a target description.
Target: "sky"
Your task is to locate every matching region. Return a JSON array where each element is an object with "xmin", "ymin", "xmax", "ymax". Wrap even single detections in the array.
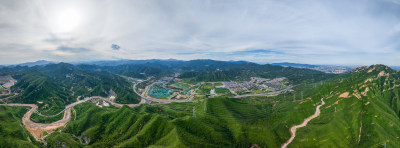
[{"xmin": 1, "ymin": 0, "xmax": 400, "ymax": 65}]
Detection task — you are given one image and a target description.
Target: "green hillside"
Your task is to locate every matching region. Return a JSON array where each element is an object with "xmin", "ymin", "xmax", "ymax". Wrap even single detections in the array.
[
  {"xmin": 179, "ymin": 64, "xmax": 334, "ymax": 84},
  {"xmin": 2, "ymin": 63, "xmax": 400, "ymax": 147},
  {"xmin": 290, "ymin": 65, "xmax": 400, "ymax": 147},
  {"xmin": 0, "ymin": 106, "xmax": 40, "ymax": 147},
  {"xmin": 5, "ymin": 63, "xmax": 141, "ymax": 114},
  {"xmin": 11, "ymin": 72, "xmax": 73, "ymax": 114},
  {"xmin": 44, "ymin": 94, "xmax": 322, "ymax": 147}
]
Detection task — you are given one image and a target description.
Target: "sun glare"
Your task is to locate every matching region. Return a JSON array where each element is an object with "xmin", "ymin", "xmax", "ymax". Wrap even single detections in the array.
[{"xmin": 52, "ymin": 9, "xmax": 81, "ymax": 33}]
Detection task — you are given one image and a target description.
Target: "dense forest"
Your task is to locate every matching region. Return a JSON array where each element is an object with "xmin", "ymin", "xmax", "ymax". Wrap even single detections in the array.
[
  {"xmin": 179, "ymin": 64, "xmax": 334, "ymax": 83},
  {"xmin": 1, "ymin": 61, "xmax": 400, "ymax": 147},
  {"xmin": 0, "ymin": 60, "xmax": 334, "ymax": 114},
  {"xmin": 2, "ymin": 63, "xmax": 141, "ymax": 114}
]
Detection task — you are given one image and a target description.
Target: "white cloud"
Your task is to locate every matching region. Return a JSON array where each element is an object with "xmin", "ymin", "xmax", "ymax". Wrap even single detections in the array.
[{"xmin": 1, "ymin": 0, "xmax": 400, "ymax": 65}]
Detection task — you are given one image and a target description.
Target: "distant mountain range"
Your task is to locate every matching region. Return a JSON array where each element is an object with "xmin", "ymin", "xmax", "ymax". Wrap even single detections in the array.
[
  {"xmin": 3, "ymin": 60, "xmax": 55, "ymax": 67},
  {"xmin": 3, "ymin": 60, "xmax": 399, "ymax": 74},
  {"xmin": 2, "ymin": 60, "xmax": 400, "ymax": 147},
  {"xmin": 77, "ymin": 59, "xmax": 184, "ymax": 66},
  {"xmin": 272, "ymin": 62, "xmax": 400, "ymax": 73},
  {"xmin": 0, "ymin": 59, "xmax": 331, "ymax": 114},
  {"xmin": 391, "ymin": 66, "xmax": 400, "ymax": 70}
]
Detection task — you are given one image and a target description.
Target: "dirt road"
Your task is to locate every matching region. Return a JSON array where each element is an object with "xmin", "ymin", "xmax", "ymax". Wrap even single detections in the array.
[
  {"xmin": 281, "ymin": 98, "xmax": 325, "ymax": 148},
  {"xmin": 1, "ymin": 96, "xmax": 146, "ymax": 142},
  {"xmin": 1, "ymin": 80, "xmax": 193, "ymax": 143},
  {"xmin": 1, "ymin": 78, "xmax": 191, "ymax": 143}
]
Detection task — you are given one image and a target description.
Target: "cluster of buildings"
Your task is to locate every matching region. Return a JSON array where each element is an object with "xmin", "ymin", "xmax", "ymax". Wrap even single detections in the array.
[
  {"xmin": 224, "ymin": 82, "xmax": 239, "ymax": 88},
  {"xmin": 160, "ymin": 76, "xmax": 174, "ymax": 81},
  {"xmin": 258, "ymin": 77, "xmax": 287, "ymax": 89},
  {"xmin": 223, "ymin": 77, "xmax": 289, "ymax": 94},
  {"xmin": 311, "ymin": 66, "xmax": 355, "ymax": 74},
  {"xmin": 0, "ymin": 75, "xmax": 16, "ymax": 89},
  {"xmin": 170, "ymin": 87, "xmax": 196, "ymax": 100}
]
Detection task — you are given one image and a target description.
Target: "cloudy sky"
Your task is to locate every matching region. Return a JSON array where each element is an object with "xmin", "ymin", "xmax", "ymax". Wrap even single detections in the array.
[{"xmin": 1, "ymin": 0, "xmax": 400, "ymax": 65}]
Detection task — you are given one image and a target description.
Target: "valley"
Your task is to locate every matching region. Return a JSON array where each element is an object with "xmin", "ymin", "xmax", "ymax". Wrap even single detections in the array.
[
  {"xmin": 2, "ymin": 96, "xmax": 145, "ymax": 143},
  {"xmin": 0, "ymin": 61, "xmax": 294, "ymax": 144},
  {"xmin": 0, "ymin": 60, "xmax": 399, "ymax": 147},
  {"xmin": 3, "ymin": 0, "xmax": 400, "ymax": 147}
]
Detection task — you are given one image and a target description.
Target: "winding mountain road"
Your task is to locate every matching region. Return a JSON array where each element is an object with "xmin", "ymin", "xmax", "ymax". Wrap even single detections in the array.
[
  {"xmin": 281, "ymin": 98, "xmax": 325, "ymax": 148},
  {"xmin": 1, "ymin": 80, "xmax": 195, "ymax": 143},
  {"xmin": 1, "ymin": 96, "xmax": 145, "ymax": 142}
]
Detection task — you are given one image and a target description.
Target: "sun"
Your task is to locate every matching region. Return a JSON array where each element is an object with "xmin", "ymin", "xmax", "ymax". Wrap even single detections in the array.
[{"xmin": 52, "ymin": 8, "xmax": 82, "ymax": 33}]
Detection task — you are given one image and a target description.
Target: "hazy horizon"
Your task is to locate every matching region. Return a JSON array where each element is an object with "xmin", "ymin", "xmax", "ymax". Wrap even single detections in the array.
[
  {"xmin": 1, "ymin": 0, "xmax": 400, "ymax": 65},
  {"xmin": 1, "ymin": 58, "xmax": 392, "ymax": 67},
  {"xmin": 2, "ymin": 1, "xmax": 400, "ymax": 145}
]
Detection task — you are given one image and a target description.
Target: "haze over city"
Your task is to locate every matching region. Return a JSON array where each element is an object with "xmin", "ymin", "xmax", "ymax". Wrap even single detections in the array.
[{"xmin": 1, "ymin": 0, "xmax": 400, "ymax": 65}]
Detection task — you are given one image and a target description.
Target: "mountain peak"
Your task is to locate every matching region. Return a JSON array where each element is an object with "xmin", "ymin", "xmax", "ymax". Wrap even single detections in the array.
[
  {"xmin": 367, "ymin": 64, "xmax": 394, "ymax": 74},
  {"xmin": 352, "ymin": 64, "xmax": 394, "ymax": 74},
  {"xmin": 17, "ymin": 60, "xmax": 54, "ymax": 67}
]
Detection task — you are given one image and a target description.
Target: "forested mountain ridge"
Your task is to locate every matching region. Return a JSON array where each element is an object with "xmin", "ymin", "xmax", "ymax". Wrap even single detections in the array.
[
  {"xmin": 179, "ymin": 64, "xmax": 334, "ymax": 83},
  {"xmin": 0, "ymin": 60, "xmax": 332, "ymax": 114},
  {"xmin": 4, "ymin": 61, "xmax": 400, "ymax": 147},
  {"xmin": 3, "ymin": 63, "xmax": 140, "ymax": 114},
  {"xmin": 288, "ymin": 64, "xmax": 400, "ymax": 147},
  {"xmin": 27, "ymin": 64, "xmax": 400, "ymax": 147},
  {"xmin": 76, "ymin": 59, "xmax": 257, "ymax": 78}
]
